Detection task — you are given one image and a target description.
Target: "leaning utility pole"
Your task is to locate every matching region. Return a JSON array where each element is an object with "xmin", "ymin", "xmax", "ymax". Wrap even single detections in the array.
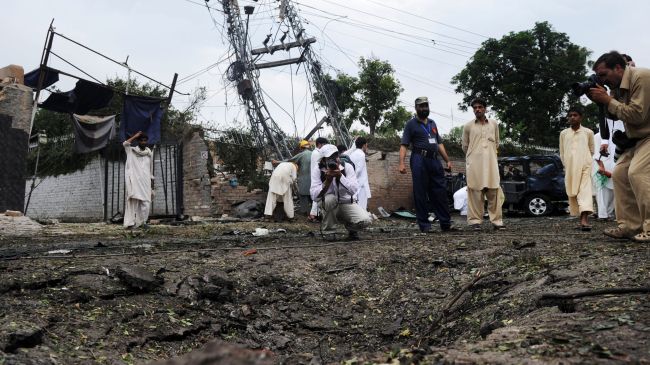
[
  {"xmin": 220, "ymin": 0, "xmax": 291, "ymax": 159},
  {"xmin": 283, "ymin": 1, "xmax": 352, "ymax": 147}
]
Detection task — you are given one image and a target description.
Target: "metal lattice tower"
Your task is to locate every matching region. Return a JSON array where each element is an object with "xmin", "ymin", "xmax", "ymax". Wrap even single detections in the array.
[
  {"xmin": 283, "ymin": 1, "xmax": 352, "ymax": 147},
  {"xmin": 220, "ymin": 0, "xmax": 292, "ymax": 159}
]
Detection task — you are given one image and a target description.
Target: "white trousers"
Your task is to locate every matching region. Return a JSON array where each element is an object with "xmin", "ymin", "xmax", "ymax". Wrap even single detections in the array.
[
  {"xmin": 264, "ymin": 191, "xmax": 294, "ymax": 218},
  {"xmin": 310, "ymin": 201, "xmax": 319, "ymax": 216},
  {"xmin": 124, "ymin": 198, "xmax": 150, "ymax": 228},
  {"xmin": 596, "ymin": 187, "xmax": 615, "ymax": 219},
  {"xmin": 321, "ymin": 194, "xmax": 372, "ymax": 233},
  {"xmin": 356, "ymin": 188, "xmax": 369, "ymax": 211}
]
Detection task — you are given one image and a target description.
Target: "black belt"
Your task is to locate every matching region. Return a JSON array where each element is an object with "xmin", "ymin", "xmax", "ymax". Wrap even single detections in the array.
[{"xmin": 412, "ymin": 147, "xmax": 438, "ymax": 159}]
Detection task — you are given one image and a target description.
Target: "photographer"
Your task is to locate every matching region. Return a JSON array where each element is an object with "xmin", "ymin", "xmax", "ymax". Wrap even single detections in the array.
[
  {"xmin": 588, "ymin": 51, "xmax": 650, "ymax": 243},
  {"xmin": 310, "ymin": 144, "xmax": 371, "ymax": 240}
]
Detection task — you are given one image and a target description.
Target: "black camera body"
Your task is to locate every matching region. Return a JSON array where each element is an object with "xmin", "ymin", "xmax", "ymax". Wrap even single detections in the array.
[
  {"xmin": 612, "ymin": 130, "xmax": 639, "ymax": 161},
  {"xmin": 326, "ymin": 158, "xmax": 339, "ymax": 170},
  {"xmin": 571, "ymin": 74, "xmax": 601, "ymax": 97}
]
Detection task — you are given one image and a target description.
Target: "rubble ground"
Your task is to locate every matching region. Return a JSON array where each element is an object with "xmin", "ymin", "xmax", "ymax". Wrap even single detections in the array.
[{"xmin": 0, "ymin": 215, "xmax": 648, "ymax": 364}]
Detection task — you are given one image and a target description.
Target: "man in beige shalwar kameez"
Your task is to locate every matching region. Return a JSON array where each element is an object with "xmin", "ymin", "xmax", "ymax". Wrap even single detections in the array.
[
  {"xmin": 559, "ymin": 107, "xmax": 594, "ymax": 230},
  {"xmin": 462, "ymin": 98, "xmax": 504, "ymax": 230},
  {"xmin": 123, "ymin": 131, "xmax": 154, "ymax": 229}
]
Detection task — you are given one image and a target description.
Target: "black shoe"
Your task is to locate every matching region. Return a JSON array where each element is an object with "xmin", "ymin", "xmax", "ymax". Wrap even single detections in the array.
[
  {"xmin": 493, "ymin": 225, "xmax": 506, "ymax": 231},
  {"xmin": 347, "ymin": 231, "xmax": 360, "ymax": 241},
  {"xmin": 441, "ymin": 226, "xmax": 460, "ymax": 232},
  {"xmin": 470, "ymin": 224, "xmax": 481, "ymax": 231}
]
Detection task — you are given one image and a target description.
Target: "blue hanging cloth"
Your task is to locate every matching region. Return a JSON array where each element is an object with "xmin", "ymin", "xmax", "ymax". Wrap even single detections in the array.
[{"xmin": 119, "ymin": 95, "xmax": 164, "ymax": 144}]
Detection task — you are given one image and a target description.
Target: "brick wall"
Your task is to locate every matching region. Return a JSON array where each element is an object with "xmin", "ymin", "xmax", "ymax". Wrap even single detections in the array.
[
  {"xmin": 0, "ymin": 83, "xmax": 33, "ymax": 212},
  {"xmin": 366, "ymin": 150, "xmax": 465, "ymax": 212},
  {"xmin": 210, "ymin": 177, "xmax": 266, "ymax": 216},
  {"xmin": 182, "ymin": 131, "xmax": 213, "ymax": 217}
]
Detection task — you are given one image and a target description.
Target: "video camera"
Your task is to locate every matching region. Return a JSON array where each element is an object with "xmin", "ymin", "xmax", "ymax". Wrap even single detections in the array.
[{"xmin": 571, "ymin": 74, "xmax": 610, "ymax": 146}]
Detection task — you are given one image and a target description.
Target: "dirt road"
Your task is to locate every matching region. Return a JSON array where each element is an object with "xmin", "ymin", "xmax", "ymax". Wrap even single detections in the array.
[{"xmin": 1, "ymin": 215, "xmax": 648, "ymax": 364}]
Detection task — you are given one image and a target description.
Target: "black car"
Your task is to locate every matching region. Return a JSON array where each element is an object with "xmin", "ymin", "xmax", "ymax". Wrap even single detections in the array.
[{"xmin": 499, "ymin": 155, "xmax": 568, "ymax": 216}]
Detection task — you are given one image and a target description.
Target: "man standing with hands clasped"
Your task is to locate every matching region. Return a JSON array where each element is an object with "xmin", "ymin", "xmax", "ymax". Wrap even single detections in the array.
[
  {"xmin": 399, "ymin": 96, "xmax": 455, "ymax": 233},
  {"xmin": 462, "ymin": 98, "xmax": 505, "ymax": 230},
  {"xmin": 559, "ymin": 107, "xmax": 594, "ymax": 231}
]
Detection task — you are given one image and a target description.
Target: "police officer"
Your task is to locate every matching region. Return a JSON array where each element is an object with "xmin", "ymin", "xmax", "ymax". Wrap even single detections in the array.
[{"xmin": 399, "ymin": 97, "xmax": 456, "ymax": 232}]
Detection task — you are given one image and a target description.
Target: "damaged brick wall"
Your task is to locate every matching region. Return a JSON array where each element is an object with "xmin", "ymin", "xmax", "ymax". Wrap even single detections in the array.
[
  {"xmin": 0, "ymin": 82, "xmax": 33, "ymax": 212},
  {"xmin": 365, "ymin": 151, "xmax": 465, "ymax": 213},
  {"xmin": 182, "ymin": 130, "xmax": 213, "ymax": 217}
]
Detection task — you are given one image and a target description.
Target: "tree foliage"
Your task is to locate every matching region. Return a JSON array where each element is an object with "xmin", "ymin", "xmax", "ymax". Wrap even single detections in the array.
[
  {"xmin": 451, "ymin": 22, "xmax": 591, "ymax": 146},
  {"xmin": 28, "ymin": 77, "xmax": 205, "ymax": 177},
  {"xmin": 315, "ymin": 57, "xmax": 405, "ymax": 136}
]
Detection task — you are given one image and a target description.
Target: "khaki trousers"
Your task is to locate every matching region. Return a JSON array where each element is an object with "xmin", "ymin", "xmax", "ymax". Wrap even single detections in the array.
[
  {"xmin": 321, "ymin": 194, "xmax": 371, "ymax": 233},
  {"xmin": 568, "ymin": 166, "xmax": 594, "ymax": 216},
  {"xmin": 467, "ymin": 187, "xmax": 503, "ymax": 226},
  {"xmin": 613, "ymin": 136, "xmax": 650, "ymax": 233},
  {"xmin": 264, "ymin": 190, "xmax": 294, "ymax": 218}
]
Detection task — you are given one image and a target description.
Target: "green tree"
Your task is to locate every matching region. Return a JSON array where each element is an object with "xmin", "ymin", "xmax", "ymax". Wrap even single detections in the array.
[
  {"xmin": 315, "ymin": 57, "xmax": 405, "ymax": 136},
  {"xmin": 451, "ymin": 22, "xmax": 590, "ymax": 146},
  {"xmin": 29, "ymin": 77, "xmax": 205, "ymax": 176}
]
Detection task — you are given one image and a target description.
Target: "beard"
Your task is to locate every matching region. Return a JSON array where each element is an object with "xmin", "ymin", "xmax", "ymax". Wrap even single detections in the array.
[
  {"xmin": 417, "ymin": 110, "xmax": 430, "ymax": 119},
  {"xmin": 139, "ymin": 145, "xmax": 147, "ymax": 151}
]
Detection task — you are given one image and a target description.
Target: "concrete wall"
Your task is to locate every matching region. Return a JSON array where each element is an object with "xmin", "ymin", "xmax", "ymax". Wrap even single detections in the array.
[{"xmin": 25, "ymin": 151, "xmax": 180, "ymax": 221}]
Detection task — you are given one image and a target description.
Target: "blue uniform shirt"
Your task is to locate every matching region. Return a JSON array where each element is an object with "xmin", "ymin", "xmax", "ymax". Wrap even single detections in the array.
[{"xmin": 400, "ymin": 117, "xmax": 441, "ymax": 151}]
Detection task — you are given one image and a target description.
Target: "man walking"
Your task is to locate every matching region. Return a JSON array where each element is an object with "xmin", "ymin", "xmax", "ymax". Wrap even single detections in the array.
[
  {"xmin": 559, "ymin": 107, "xmax": 594, "ymax": 231},
  {"xmin": 461, "ymin": 98, "xmax": 504, "ymax": 230},
  {"xmin": 123, "ymin": 131, "xmax": 153, "ymax": 229},
  {"xmin": 349, "ymin": 137, "xmax": 371, "ymax": 211},
  {"xmin": 399, "ymin": 97, "xmax": 455, "ymax": 232}
]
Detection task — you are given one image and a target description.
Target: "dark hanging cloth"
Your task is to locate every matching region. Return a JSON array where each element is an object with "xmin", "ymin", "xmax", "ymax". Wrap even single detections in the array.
[
  {"xmin": 119, "ymin": 95, "xmax": 164, "ymax": 144},
  {"xmin": 24, "ymin": 67, "xmax": 60, "ymax": 90},
  {"xmin": 39, "ymin": 79, "xmax": 114, "ymax": 114},
  {"xmin": 71, "ymin": 114, "xmax": 116, "ymax": 153}
]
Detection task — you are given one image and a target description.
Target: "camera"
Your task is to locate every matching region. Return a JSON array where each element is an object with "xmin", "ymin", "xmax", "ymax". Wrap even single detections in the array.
[
  {"xmin": 612, "ymin": 130, "xmax": 639, "ymax": 161},
  {"xmin": 571, "ymin": 74, "xmax": 602, "ymax": 96},
  {"xmin": 326, "ymin": 158, "xmax": 339, "ymax": 170}
]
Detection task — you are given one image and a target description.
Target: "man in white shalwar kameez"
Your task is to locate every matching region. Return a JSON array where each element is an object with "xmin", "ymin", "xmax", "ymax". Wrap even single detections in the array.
[
  {"xmin": 123, "ymin": 131, "xmax": 154, "ymax": 228},
  {"xmin": 593, "ymin": 131, "xmax": 616, "ymax": 220},
  {"xmin": 348, "ymin": 137, "xmax": 372, "ymax": 211},
  {"xmin": 264, "ymin": 162, "xmax": 298, "ymax": 220},
  {"xmin": 559, "ymin": 107, "xmax": 594, "ymax": 230}
]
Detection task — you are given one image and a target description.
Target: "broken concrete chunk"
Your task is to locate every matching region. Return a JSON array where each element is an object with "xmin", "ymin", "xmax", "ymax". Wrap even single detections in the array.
[
  {"xmin": 0, "ymin": 321, "xmax": 43, "ymax": 352},
  {"xmin": 115, "ymin": 265, "xmax": 162, "ymax": 292}
]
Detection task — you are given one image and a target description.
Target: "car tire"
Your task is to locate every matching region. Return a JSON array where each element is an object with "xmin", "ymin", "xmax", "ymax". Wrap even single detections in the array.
[{"xmin": 524, "ymin": 194, "xmax": 553, "ymax": 216}]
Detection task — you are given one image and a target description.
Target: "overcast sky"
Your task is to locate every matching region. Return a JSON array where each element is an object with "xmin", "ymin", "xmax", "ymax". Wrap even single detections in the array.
[{"xmin": 4, "ymin": 0, "xmax": 650, "ymax": 139}]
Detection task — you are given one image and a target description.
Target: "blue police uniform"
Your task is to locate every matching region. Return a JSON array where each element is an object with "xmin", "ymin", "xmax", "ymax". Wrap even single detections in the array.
[{"xmin": 401, "ymin": 116, "xmax": 452, "ymax": 231}]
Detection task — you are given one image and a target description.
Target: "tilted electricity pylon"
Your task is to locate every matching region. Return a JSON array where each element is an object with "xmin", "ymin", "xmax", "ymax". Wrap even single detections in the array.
[
  {"xmin": 220, "ymin": 0, "xmax": 292, "ymax": 159},
  {"xmin": 219, "ymin": 0, "xmax": 352, "ymax": 156},
  {"xmin": 283, "ymin": 1, "xmax": 352, "ymax": 147}
]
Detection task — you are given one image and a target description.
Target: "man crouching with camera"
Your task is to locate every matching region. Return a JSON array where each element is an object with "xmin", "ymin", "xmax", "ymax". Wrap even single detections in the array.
[
  {"xmin": 588, "ymin": 51, "xmax": 650, "ymax": 243},
  {"xmin": 310, "ymin": 144, "xmax": 372, "ymax": 240}
]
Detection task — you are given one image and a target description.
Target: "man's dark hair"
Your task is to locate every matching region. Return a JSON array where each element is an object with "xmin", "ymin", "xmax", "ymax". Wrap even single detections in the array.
[
  {"xmin": 337, "ymin": 144, "xmax": 347, "ymax": 154},
  {"xmin": 593, "ymin": 51, "xmax": 627, "ymax": 71},
  {"xmin": 315, "ymin": 137, "xmax": 329, "ymax": 146},
  {"xmin": 138, "ymin": 132, "xmax": 149, "ymax": 140},
  {"xmin": 621, "ymin": 54, "xmax": 633, "ymax": 62},
  {"xmin": 355, "ymin": 136, "xmax": 368, "ymax": 149},
  {"xmin": 470, "ymin": 98, "xmax": 487, "ymax": 108},
  {"xmin": 567, "ymin": 106, "xmax": 583, "ymax": 116}
]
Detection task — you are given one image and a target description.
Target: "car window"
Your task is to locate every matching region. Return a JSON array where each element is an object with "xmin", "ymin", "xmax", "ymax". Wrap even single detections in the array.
[
  {"xmin": 501, "ymin": 161, "xmax": 526, "ymax": 181},
  {"xmin": 531, "ymin": 159, "xmax": 556, "ymax": 176}
]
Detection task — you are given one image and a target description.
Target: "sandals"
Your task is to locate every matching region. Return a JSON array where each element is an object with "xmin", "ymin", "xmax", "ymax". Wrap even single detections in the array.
[
  {"xmin": 632, "ymin": 231, "xmax": 650, "ymax": 243},
  {"xmin": 603, "ymin": 227, "xmax": 635, "ymax": 240},
  {"xmin": 307, "ymin": 215, "xmax": 319, "ymax": 223},
  {"xmin": 580, "ymin": 224, "xmax": 592, "ymax": 232}
]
